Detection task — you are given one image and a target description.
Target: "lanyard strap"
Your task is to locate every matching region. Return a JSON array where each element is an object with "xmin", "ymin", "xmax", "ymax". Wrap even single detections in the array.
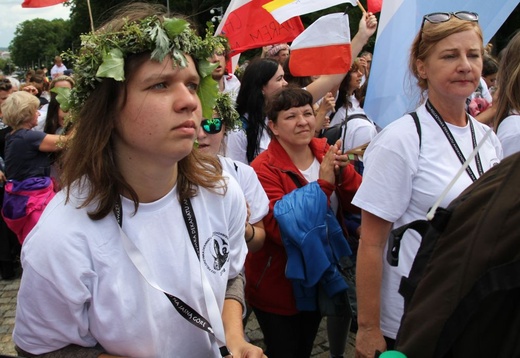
[
  {"xmin": 114, "ymin": 199, "xmax": 231, "ymax": 357},
  {"xmin": 425, "ymin": 100, "xmax": 484, "ymax": 182}
]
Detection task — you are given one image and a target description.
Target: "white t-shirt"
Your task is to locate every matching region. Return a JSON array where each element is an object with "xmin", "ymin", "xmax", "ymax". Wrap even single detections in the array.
[
  {"xmin": 50, "ymin": 64, "xmax": 67, "ymax": 79},
  {"xmin": 496, "ymin": 113, "xmax": 520, "ymax": 159},
  {"xmin": 225, "ymin": 114, "xmax": 271, "ymax": 164},
  {"xmin": 330, "ymin": 95, "xmax": 364, "ymax": 127},
  {"xmin": 328, "ymin": 101, "xmax": 377, "ymax": 152},
  {"xmin": 14, "ymin": 177, "xmax": 248, "ymax": 357},
  {"xmin": 352, "ymin": 102, "xmax": 502, "ymax": 339},
  {"xmin": 219, "ymin": 156, "xmax": 269, "ymax": 224}
]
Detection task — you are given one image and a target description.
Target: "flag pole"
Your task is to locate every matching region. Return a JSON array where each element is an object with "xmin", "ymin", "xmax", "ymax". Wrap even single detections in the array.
[
  {"xmin": 357, "ymin": 1, "xmax": 367, "ymax": 13},
  {"xmin": 87, "ymin": 0, "xmax": 95, "ymax": 32}
]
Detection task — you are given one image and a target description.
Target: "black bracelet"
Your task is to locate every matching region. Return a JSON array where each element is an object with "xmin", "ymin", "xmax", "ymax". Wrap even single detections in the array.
[{"xmin": 246, "ymin": 223, "xmax": 255, "ymax": 243}]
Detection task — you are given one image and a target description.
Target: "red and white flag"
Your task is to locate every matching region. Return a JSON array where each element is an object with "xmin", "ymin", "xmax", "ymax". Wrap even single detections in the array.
[
  {"xmin": 263, "ymin": 0, "xmax": 357, "ymax": 24},
  {"xmin": 289, "ymin": 13, "xmax": 351, "ymax": 77},
  {"xmin": 22, "ymin": 0, "xmax": 66, "ymax": 8},
  {"xmin": 215, "ymin": 0, "xmax": 304, "ymax": 56}
]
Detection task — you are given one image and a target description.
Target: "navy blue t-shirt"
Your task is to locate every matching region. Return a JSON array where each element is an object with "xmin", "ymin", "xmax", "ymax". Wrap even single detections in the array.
[{"xmin": 5, "ymin": 129, "xmax": 50, "ymax": 181}]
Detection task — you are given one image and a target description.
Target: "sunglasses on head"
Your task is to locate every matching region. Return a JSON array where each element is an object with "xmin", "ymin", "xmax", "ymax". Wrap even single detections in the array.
[
  {"xmin": 201, "ymin": 118, "xmax": 223, "ymax": 134},
  {"xmin": 421, "ymin": 11, "xmax": 479, "ymax": 31}
]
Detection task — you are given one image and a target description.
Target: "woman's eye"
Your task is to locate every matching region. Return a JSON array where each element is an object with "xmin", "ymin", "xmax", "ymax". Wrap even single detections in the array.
[
  {"xmin": 186, "ymin": 82, "xmax": 199, "ymax": 92},
  {"xmin": 150, "ymin": 83, "xmax": 167, "ymax": 90}
]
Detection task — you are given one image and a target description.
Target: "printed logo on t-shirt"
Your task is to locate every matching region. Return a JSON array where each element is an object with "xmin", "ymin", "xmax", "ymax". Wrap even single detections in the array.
[{"xmin": 202, "ymin": 232, "xmax": 229, "ymax": 275}]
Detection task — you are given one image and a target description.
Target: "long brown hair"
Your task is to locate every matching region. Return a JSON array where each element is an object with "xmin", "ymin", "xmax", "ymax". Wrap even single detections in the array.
[
  {"xmin": 494, "ymin": 31, "xmax": 520, "ymax": 131},
  {"xmin": 61, "ymin": 3, "xmax": 224, "ymax": 221}
]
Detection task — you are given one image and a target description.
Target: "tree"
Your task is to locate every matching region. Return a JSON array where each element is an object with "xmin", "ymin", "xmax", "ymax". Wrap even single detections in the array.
[
  {"xmin": 67, "ymin": 0, "xmax": 227, "ymax": 51},
  {"xmin": 9, "ymin": 18, "xmax": 71, "ymax": 69}
]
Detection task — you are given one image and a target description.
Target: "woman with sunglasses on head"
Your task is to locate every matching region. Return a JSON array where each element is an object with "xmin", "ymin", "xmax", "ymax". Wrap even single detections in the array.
[
  {"xmin": 13, "ymin": 3, "xmax": 264, "ymax": 357},
  {"xmin": 197, "ymin": 93, "xmax": 268, "ymax": 253},
  {"xmin": 352, "ymin": 12, "xmax": 502, "ymax": 358}
]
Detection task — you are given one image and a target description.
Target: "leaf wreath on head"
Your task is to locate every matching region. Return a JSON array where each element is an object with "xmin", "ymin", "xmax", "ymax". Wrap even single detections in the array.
[
  {"xmin": 58, "ymin": 15, "xmax": 228, "ymax": 122},
  {"xmin": 214, "ymin": 92, "xmax": 241, "ymax": 132}
]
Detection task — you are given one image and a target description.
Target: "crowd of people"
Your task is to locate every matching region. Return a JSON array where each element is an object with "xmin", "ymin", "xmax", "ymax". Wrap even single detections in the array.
[{"xmin": 0, "ymin": 2, "xmax": 519, "ymax": 358}]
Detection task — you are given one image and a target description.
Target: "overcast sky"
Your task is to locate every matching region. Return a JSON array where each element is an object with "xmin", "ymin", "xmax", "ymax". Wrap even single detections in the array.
[{"xmin": 0, "ymin": 1, "xmax": 70, "ymax": 48}]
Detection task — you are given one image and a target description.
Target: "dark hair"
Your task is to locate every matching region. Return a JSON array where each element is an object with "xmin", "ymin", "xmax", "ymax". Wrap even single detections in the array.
[
  {"xmin": 282, "ymin": 56, "xmax": 313, "ymax": 88},
  {"xmin": 482, "ymin": 53, "xmax": 499, "ymax": 77},
  {"xmin": 266, "ymin": 85, "xmax": 313, "ymax": 123},
  {"xmin": 44, "ymin": 93, "xmax": 61, "ymax": 134},
  {"xmin": 335, "ymin": 60, "xmax": 366, "ymax": 112},
  {"xmin": 236, "ymin": 57, "xmax": 280, "ymax": 163},
  {"xmin": 0, "ymin": 77, "xmax": 12, "ymax": 92}
]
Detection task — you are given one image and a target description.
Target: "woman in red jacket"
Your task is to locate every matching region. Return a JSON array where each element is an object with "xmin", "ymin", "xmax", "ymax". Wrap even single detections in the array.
[{"xmin": 248, "ymin": 86, "xmax": 361, "ymax": 358}]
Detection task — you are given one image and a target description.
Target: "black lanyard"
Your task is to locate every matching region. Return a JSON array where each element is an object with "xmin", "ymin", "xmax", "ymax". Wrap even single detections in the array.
[
  {"xmin": 425, "ymin": 100, "xmax": 484, "ymax": 182},
  {"xmin": 114, "ymin": 198, "xmax": 231, "ymax": 357}
]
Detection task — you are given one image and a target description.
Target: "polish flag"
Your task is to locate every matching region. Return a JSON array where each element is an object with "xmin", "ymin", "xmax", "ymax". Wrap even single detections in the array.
[
  {"xmin": 289, "ymin": 13, "xmax": 351, "ymax": 77},
  {"xmin": 263, "ymin": 0, "xmax": 357, "ymax": 24},
  {"xmin": 22, "ymin": 0, "xmax": 66, "ymax": 7},
  {"xmin": 368, "ymin": 0, "xmax": 383, "ymax": 13},
  {"xmin": 215, "ymin": 0, "xmax": 304, "ymax": 56}
]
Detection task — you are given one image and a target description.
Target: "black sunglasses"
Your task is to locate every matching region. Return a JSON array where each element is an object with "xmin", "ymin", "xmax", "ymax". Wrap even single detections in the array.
[
  {"xmin": 201, "ymin": 118, "xmax": 223, "ymax": 134},
  {"xmin": 421, "ymin": 11, "xmax": 479, "ymax": 31}
]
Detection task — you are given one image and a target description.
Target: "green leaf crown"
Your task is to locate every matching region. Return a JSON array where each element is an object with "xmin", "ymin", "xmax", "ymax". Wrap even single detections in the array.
[
  {"xmin": 214, "ymin": 92, "xmax": 241, "ymax": 131},
  {"xmin": 61, "ymin": 15, "xmax": 228, "ymax": 120}
]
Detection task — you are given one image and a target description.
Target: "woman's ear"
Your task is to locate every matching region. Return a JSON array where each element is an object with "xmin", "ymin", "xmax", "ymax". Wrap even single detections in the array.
[
  {"xmin": 416, "ymin": 59, "xmax": 427, "ymax": 79},
  {"xmin": 268, "ymin": 119, "xmax": 278, "ymax": 136}
]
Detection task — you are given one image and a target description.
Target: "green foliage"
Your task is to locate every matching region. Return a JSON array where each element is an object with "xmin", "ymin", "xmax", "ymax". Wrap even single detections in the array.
[
  {"xmin": 0, "ymin": 58, "xmax": 7, "ymax": 73},
  {"xmin": 96, "ymin": 48, "xmax": 125, "ymax": 81},
  {"xmin": 9, "ymin": 18, "xmax": 71, "ymax": 69},
  {"xmin": 51, "ymin": 87, "xmax": 72, "ymax": 112},
  {"xmin": 60, "ymin": 13, "xmax": 227, "ymax": 122}
]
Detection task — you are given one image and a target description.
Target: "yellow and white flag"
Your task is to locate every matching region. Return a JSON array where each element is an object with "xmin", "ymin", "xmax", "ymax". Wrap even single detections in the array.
[{"xmin": 263, "ymin": 0, "xmax": 357, "ymax": 24}]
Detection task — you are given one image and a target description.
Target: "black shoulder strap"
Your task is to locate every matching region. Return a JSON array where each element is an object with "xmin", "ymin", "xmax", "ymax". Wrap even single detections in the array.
[
  {"xmin": 286, "ymin": 171, "xmax": 303, "ymax": 188},
  {"xmin": 389, "ymin": 208, "xmax": 452, "ymax": 307},
  {"xmin": 409, "ymin": 111, "xmax": 421, "ymax": 148},
  {"xmin": 346, "ymin": 113, "xmax": 369, "ymax": 122}
]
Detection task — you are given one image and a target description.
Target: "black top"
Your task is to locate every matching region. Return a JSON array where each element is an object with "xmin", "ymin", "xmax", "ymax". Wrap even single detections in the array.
[{"xmin": 5, "ymin": 129, "xmax": 49, "ymax": 181}]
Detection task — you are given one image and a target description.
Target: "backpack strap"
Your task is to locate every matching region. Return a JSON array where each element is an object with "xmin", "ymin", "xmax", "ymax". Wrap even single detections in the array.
[
  {"xmin": 388, "ymin": 207, "xmax": 452, "ymax": 307},
  {"xmin": 409, "ymin": 111, "xmax": 421, "ymax": 148},
  {"xmin": 346, "ymin": 113, "xmax": 370, "ymax": 122},
  {"xmin": 387, "ymin": 219, "xmax": 430, "ymax": 267}
]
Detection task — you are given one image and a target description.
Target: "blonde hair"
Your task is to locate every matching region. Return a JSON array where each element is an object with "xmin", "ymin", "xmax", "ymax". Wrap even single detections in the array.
[
  {"xmin": 1, "ymin": 91, "xmax": 39, "ymax": 129},
  {"xmin": 409, "ymin": 17, "xmax": 484, "ymax": 99},
  {"xmin": 50, "ymin": 75, "xmax": 75, "ymax": 89}
]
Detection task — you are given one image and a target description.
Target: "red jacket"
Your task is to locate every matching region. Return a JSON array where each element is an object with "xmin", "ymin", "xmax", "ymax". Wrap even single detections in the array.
[{"xmin": 246, "ymin": 137, "xmax": 361, "ymax": 315}]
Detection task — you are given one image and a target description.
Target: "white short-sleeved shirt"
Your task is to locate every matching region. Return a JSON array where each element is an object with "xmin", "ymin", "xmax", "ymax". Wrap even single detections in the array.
[
  {"xmin": 225, "ymin": 114, "xmax": 271, "ymax": 165},
  {"xmin": 496, "ymin": 113, "xmax": 520, "ymax": 159},
  {"xmin": 14, "ymin": 176, "xmax": 248, "ymax": 357},
  {"xmin": 352, "ymin": 102, "xmax": 503, "ymax": 338},
  {"xmin": 219, "ymin": 156, "xmax": 269, "ymax": 224}
]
